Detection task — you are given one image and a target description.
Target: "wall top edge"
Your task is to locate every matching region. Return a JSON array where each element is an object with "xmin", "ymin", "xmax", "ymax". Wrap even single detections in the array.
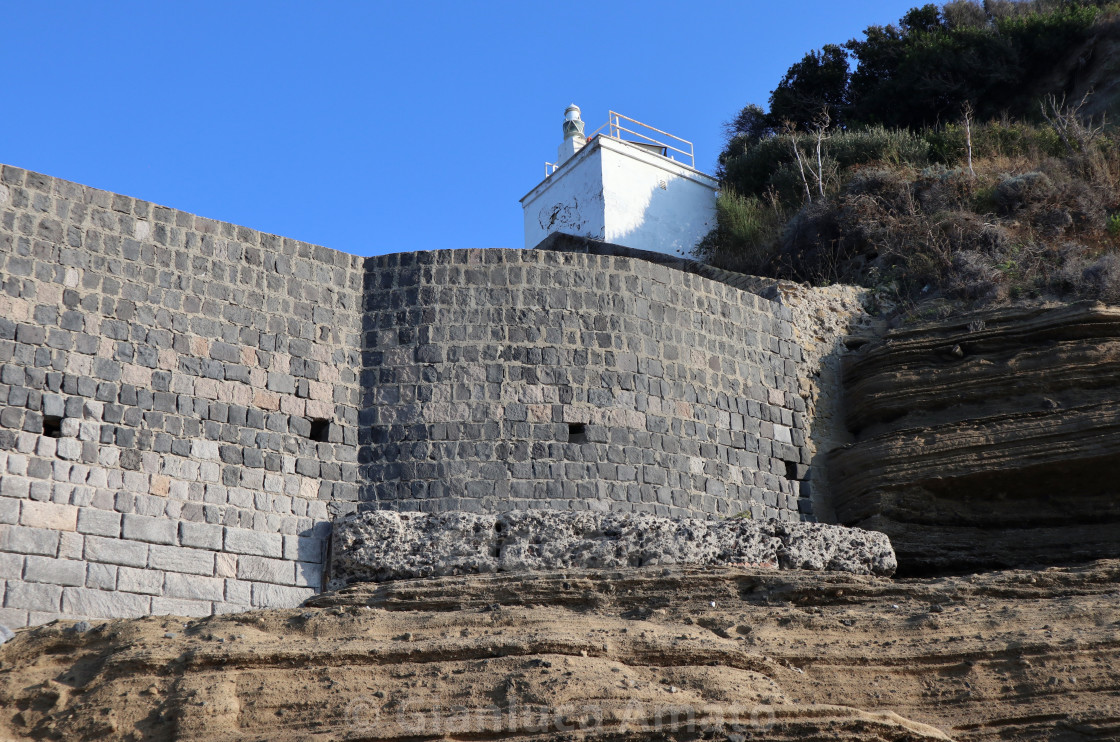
[{"xmin": 0, "ymin": 162, "xmax": 363, "ymax": 270}]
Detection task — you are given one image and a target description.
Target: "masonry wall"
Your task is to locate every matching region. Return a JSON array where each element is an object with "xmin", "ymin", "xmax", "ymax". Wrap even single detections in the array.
[
  {"xmin": 0, "ymin": 165, "xmax": 362, "ymax": 628},
  {"xmin": 360, "ymin": 248, "xmax": 812, "ymax": 520}
]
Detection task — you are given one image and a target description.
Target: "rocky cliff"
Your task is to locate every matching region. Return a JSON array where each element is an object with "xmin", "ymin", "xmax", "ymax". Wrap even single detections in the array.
[
  {"xmin": 1, "ymin": 561, "xmax": 1118, "ymax": 741},
  {"xmin": 831, "ymin": 302, "xmax": 1120, "ymax": 573}
]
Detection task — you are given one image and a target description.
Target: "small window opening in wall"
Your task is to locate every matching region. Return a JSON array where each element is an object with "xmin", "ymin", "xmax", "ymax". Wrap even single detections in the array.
[
  {"xmin": 309, "ymin": 419, "xmax": 330, "ymax": 443},
  {"xmin": 784, "ymin": 460, "xmax": 799, "ymax": 480},
  {"xmin": 43, "ymin": 415, "xmax": 62, "ymax": 439},
  {"xmin": 568, "ymin": 422, "xmax": 587, "ymax": 444}
]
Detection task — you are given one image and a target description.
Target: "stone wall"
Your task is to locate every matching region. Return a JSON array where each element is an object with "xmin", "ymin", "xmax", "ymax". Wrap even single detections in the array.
[
  {"xmin": 360, "ymin": 248, "xmax": 812, "ymax": 520},
  {"xmin": 0, "ymin": 164, "xmax": 815, "ymax": 628},
  {"xmin": 0, "ymin": 164, "xmax": 363, "ymax": 628}
]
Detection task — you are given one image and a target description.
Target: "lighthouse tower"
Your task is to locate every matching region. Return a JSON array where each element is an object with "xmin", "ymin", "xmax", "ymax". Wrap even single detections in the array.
[{"xmin": 520, "ymin": 106, "xmax": 718, "ymax": 258}]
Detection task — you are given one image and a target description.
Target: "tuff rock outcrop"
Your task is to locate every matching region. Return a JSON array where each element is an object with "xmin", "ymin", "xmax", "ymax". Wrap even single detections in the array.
[
  {"xmin": 831, "ymin": 301, "xmax": 1120, "ymax": 572},
  {"xmin": 327, "ymin": 510, "xmax": 897, "ymax": 588}
]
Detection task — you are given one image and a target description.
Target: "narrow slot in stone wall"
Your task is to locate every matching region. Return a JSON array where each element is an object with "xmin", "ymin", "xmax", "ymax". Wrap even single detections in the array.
[
  {"xmin": 0, "ymin": 165, "xmax": 362, "ymax": 628},
  {"xmin": 360, "ymin": 248, "xmax": 812, "ymax": 520}
]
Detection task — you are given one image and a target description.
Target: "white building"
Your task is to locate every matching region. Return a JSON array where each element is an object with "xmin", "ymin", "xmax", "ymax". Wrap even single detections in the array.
[{"xmin": 520, "ymin": 106, "xmax": 718, "ymax": 258}]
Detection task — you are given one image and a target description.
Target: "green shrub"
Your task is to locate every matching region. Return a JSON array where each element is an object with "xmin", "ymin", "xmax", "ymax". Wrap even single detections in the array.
[{"xmin": 827, "ymin": 126, "xmax": 930, "ymax": 169}]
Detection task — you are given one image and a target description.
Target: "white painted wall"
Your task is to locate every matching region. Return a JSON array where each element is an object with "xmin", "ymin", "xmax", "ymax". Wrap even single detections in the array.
[{"xmin": 520, "ymin": 136, "xmax": 717, "ymax": 258}]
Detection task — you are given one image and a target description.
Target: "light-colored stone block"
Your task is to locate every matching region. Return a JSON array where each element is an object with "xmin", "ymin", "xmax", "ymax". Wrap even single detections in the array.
[
  {"xmin": 117, "ymin": 566, "xmax": 165, "ymax": 595},
  {"xmin": 283, "ymin": 535, "xmax": 323, "ymax": 563},
  {"xmin": 76, "ymin": 508, "xmax": 121, "ymax": 537},
  {"xmin": 163, "ymin": 572, "xmax": 224, "ymax": 602},
  {"xmin": 0, "ymin": 525, "xmax": 59, "ymax": 557},
  {"xmin": 121, "ymin": 514, "xmax": 177, "ymax": 545},
  {"xmin": 23, "ymin": 556, "xmax": 86, "ymax": 587},
  {"xmin": 178, "ymin": 521, "xmax": 222, "ymax": 550},
  {"xmin": 0, "ymin": 606, "xmax": 29, "ymax": 629},
  {"xmin": 4, "ymin": 581, "xmax": 62, "ymax": 612},
  {"xmin": 86, "ymin": 563, "xmax": 117, "ymax": 590},
  {"xmin": 19, "ymin": 501, "xmax": 77, "ymax": 531},
  {"xmin": 0, "ymin": 552, "xmax": 24, "ymax": 579},
  {"xmin": 0, "ymin": 475, "xmax": 30, "ymax": 499},
  {"xmin": 223, "ymin": 528, "xmax": 282, "ymax": 558},
  {"xmin": 148, "ymin": 544, "xmax": 214, "ymax": 576},
  {"xmin": 251, "ymin": 582, "xmax": 314, "ymax": 609},
  {"xmin": 83, "ymin": 535, "xmax": 149, "ymax": 567},
  {"xmin": 224, "ymin": 578, "xmax": 252, "ymax": 605},
  {"xmin": 0, "ymin": 499, "xmax": 19, "ymax": 525},
  {"xmin": 215, "ymin": 553, "xmax": 237, "ymax": 578},
  {"xmin": 237, "ymin": 555, "xmax": 295, "ymax": 585},
  {"xmin": 295, "ymin": 561, "xmax": 323, "ymax": 589},
  {"xmin": 61, "ymin": 587, "xmax": 150, "ymax": 619}
]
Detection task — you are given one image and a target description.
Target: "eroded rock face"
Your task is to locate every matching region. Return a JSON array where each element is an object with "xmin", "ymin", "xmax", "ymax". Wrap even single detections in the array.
[
  {"xmin": 328, "ymin": 510, "xmax": 897, "ymax": 588},
  {"xmin": 2, "ymin": 561, "xmax": 1118, "ymax": 741},
  {"xmin": 831, "ymin": 301, "xmax": 1120, "ymax": 572}
]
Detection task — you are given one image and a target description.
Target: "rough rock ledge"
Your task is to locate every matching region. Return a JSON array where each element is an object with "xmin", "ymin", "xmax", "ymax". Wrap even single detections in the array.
[{"xmin": 328, "ymin": 510, "xmax": 896, "ymax": 588}]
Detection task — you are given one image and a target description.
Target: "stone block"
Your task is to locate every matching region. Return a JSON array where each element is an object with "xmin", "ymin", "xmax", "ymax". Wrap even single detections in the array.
[
  {"xmin": 117, "ymin": 566, "xmax": 164, "ymax": 595},
  {"xmin": 4, "ymin": 581, "xmax": 62, "ymax": 612},
  {"xmin": 237, "ymin": 555, "xmax": 295, "ymax": 585},
  {"xmin": 148, "ymin": 544, "xmax": 214, "ymax": 576},
  {"xmin": 19, "ymin": 501, "xmax": 77, "ymax": 531},
  {"xmin": 121, "ymin": 514, "xmax": 177, "ymax": 545},
  {"xmin": 23, "ymin": 555, "xmax": 86, "ymax": 587},
  {"xmin": 224, "ymin": 528, "xmax": 282, "ymax": 558},
  {"xmin": 282, "ymin": 535, "xmax": 323, "ymax": 563},
  {"xmin": 85, "ymin": 562, "xmax": 117, "ymax": 590},
  {"xmin": 83, "ymin": 535, "xmax": 149, "ymax": 567},
  {"xmin": 76, "ymin": 508, "xmax": 121, "ymax": 537},
  {"xmin": 0, "ymin": 525, "xmax": 59, "ymax": 556},
  {"xmin": 62, "ymin": 587, "xmax": 150, "ymax": 619},
  {"xmin": 0, "ymin": 552, "xmax": 24, "ymax": 579},
  {"xmin": 163, "ymin": 572, "xmax": 224, "ymax": 602},
  {"xmin": 0, "ymin": 499, "xmax": 18, "ymax": 525},
  {"xmin": 178, "ymin": 521, "xmax": 222, "ymax": 551},
  {"xmin": 251, "ymin": 582, "xmax": 314, "ymax": 609}
]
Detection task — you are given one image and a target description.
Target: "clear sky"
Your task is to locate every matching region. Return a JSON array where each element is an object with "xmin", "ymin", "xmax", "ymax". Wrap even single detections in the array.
[{"xmin": 2, "ymin": 1, "xmax": 918, "ymax": 257}]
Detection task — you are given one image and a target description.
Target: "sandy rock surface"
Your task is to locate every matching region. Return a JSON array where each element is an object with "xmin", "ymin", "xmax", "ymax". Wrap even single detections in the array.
[
  {"xmin": 328, "ymin": 510, "xmax": 897, "ymax": 588},
  {"xmin": 2, "ymin": 560, "xmax": 1118, "ymax": 741}
]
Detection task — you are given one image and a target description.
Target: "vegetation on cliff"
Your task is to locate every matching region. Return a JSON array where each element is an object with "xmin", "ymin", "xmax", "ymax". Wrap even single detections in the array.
[{"xmin": 698, "ymin": 0, "xmax": 1120, "ymax": 314}]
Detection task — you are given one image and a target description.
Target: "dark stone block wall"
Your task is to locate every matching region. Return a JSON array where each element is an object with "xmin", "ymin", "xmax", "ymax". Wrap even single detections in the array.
[
  {"xmin": 0, "ymin": 164, "xmax": 813, "ymax": 628},
  {"xmin": 0, "ymin": 165, "xmax": 362, "ymax": 628},
  {"xmin": 360, "ymin": 248, "xmax": 812, "ymax": 520}
]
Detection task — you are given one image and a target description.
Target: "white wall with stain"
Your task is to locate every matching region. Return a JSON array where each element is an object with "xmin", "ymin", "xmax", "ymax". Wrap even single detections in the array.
[{"xmin": 520, "ymin": 136, "xmax": 717, "ymax": 258}]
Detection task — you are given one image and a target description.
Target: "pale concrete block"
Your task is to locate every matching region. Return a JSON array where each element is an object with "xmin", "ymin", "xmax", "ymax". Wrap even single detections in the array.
[
  {"xmin": 0, "ymin": 552, "xmax": 24, "ymax": 579},
  {"xmin": 56, "ymin": 438, "xmax": 82, "ymax": 460},
  {"xmin": 223, "ymin": 528, "xmax": 282, "ymax": 558},
  {"xmin": 23, "ymin": 556, "xmax": 86, "ymax": 587},
  {"xmin": 19, "ymin": 501, "xmax": 77, "ymax": 531},
  {"xmin": 148, "ymin": 544, "xmax": 214, "ymax": 576},
  {"xmin": 58, "ymin": 532, "xmax": 83, "ymax": 559},
  {"xmin": 62, "ymin": 587, "xmax": 150, "ymax": 619},
  {"xmin": 211, "ymin": 601, "xmax": 251, "ymax": 616},
  {"xmin": 4, "ymin": 581, "xmax": 62, "ymax": 612},
  {"xmin": 295, "ymin": 561, "xmax": 323, "ymax": 589},
  {"xmin": 237, "ymin": 555, "xmax": 295, "ymax": 585},
  {"xmin": 117, "ymin": 566, "xmax": 164, "ymax": 595},
  {"xmin": 76, "ymin": 508, "xmax": 121, "ymax": 537},
  {"xmin": 215, "ymin": 552, "xmax": 237, "ymax": 578},
  {"xmin": 151, "ymin": 596, "xmax": 212, "ymax": 618},
  {"xmin": 163, "ymin": 572, "xmax": 224, "ymax": 602},
  {"xmin": 251, "ymin": 582, "xmax": 314, "ymax": 609},
  {"xmin": 86, "ymin": 563, "xmax": 117, "ymax": 590},
  {"xmin": 121, "ymin": 514, "xmax": 177, "ymax": 545},
  {"xmin": 283, "ymin": 535, "xmax": 323, "ymax": 563},
  {"xmin": 178, "ymin": 521, "xmax": 222, "ymax": 550},
  {"xmin": 0, "ymin": 499, "xmax": 19, "ymax": 525},
  {"xmin": 83, "ymin": 535, "xmax": 148, "ymax": 567},
  {"xmin": 0, "ymin": 525, "xmax": 59, "ymax": 556},
  {"xmin": 191, "ymin": 439, "xmax": 219, "ymax": 461},
  {"xmin": 224, "ymin": 578, "xmax": 252, "ymax": 605}
]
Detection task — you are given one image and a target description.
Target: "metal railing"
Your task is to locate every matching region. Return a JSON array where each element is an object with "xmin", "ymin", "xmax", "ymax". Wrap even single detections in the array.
[{"xmin": 545, "ymin": 111, "xmax": 695, "ymax": 176}]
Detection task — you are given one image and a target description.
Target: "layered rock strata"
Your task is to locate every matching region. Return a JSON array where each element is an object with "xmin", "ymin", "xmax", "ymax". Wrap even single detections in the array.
[
  {"xmin": 2, "ymin": 560, "xmax": 1118, "ymax": 741},
  {"xmin": 831, "ymin": 302, "xmax": 1120, "ymax": 572},
  {"xmin": 328, "ymin": 510, "xmax": 897, "ymax": 587}
]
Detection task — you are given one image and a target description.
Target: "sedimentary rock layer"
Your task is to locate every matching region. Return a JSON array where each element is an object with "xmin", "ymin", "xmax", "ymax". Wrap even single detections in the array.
[
  {"xmin": 2, "ymin": 560, "xmax": 1118, "ymax": 741},
  {"xmin": 328, "ymin": 510, "xmax": 897, "ymax": 587},
  {"xmin": 831, "ymin": 302, "xmax": 1120, "ymax": 572}
]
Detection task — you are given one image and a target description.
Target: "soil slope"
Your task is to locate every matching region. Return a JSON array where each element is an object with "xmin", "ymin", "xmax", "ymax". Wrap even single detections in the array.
[{"xmin": 1, "ymin": 561, "xmax": 1118, "ymax": 741}]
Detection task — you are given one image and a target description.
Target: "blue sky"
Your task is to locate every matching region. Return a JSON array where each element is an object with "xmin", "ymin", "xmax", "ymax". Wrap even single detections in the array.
[{"xmin": 2, "ymin": 1, "xmax": 918, "ymax": 257}]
